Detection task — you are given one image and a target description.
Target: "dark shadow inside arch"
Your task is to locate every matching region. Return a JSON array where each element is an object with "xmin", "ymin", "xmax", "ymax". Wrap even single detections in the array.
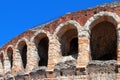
[
  {"xmin": 7, "ymin": 47, "xmax": 13, "ymax": 68},
  {"xmin": 59, "ymin": 27, "xmax": 78, "ymax": 59},
  {"xmin": 38, "ymin": 37, "xmax": 49, "ymax": 66},
  {"xmin": 18, "ymin": 41, "xmax": 27, "ymax": 69},
  {"xmin": 90, "ymin": 21, "xmax": 117, "ymax": 60},
  {"xmin": 0, "ymin": 53, "xmax": 4, "ymax": 69},
  {"xmin": 68, "ymin": 37, "xmax": 78, "ymax": 55}
]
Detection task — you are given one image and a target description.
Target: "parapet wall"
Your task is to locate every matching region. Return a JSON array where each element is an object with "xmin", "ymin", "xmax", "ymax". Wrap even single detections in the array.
[{"xmin": 0, "ymin": 2, "xmax": 120, "ymax": 80}]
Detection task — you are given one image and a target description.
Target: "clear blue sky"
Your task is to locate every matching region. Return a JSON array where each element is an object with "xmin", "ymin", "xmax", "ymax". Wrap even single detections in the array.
[{"xmin": 0, "ymin": 0, "xmax": 115, "ymax": 47}]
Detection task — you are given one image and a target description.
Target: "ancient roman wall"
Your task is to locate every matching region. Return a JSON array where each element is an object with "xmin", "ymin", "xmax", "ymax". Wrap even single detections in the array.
[{"xmin": 0, "ymin": 3, "xmax": 120, "ymax": 80}]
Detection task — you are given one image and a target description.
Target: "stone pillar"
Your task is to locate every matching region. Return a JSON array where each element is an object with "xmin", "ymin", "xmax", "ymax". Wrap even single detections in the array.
[
  {"xmin": 4, "ymin": 54, "xmax": 11, "ymax": 74},
  {"xmin": 117, "ymin": 24, "xmax": 120, "ymax": 64},
  {"xmin": 3, "ymin": 53, "xmax": 12, "ymax": 79},
  {"xmin": 77, "ymin": 30, "xmax": 90, "ymax": 67},
  {"xmin": 12, "ymin": 48, "xmax": 23, "ymax": 73},
  {"xmin": 47, "ymin": 35, "xmax": 61, "ymax": 71},
  {"xmin": 26, "ymin": 42, "xmax": 39, "ymax": 73}
]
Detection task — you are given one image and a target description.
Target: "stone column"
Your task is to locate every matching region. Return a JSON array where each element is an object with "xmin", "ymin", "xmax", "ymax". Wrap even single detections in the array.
[
  {"xmin": 77, "ymin": 30, "xmax": 90, "ymax": 67},
  {"xmin": 26, "ymin": 42, "xmax": 39, "ymax": 73},
  {"xmin": 117, "ymin": 24, "xmax": 120, "ymax": 64},
  {"xmin": 47, "ymin": 35, "xmax": 61, "ymax": 71},
  {"xmin": 3, "ymin": 53, "xmax": 12, "ymax": 80},
  {"xmin": 4, "ymin": 54, "xmax": 11, "ymax": 74},
  {"xmin": 12, "ymin": 48, "xmax": 23, "ymax": 73}
]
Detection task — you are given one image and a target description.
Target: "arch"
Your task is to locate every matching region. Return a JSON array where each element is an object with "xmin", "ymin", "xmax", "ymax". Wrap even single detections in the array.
[
  {"xmin": 6, "ymin": 45, "xmax": 14, "ymax": 69},
  {"xmin": 16, "ymin": 38, "xmax": 28, "ymax": 69},
  {"xmin": 31, "ymin": 31, "xmax": 49, "ymax": 67},
  {"xmin": 54, "ymin": 20, "xmax": 81, "ymax": 36},
  {"xmin": 84, "ymin": 11, "xmax": 120, "ymax": 32},
  {"xmin": 91, "ymin": 21, "xmax": 117, "ymax": 60},
  {"xmin": 30, "ymin": 30, "xmax": 49, "ymax": 42},
  {"xmin": 54, "ymin": 20, "xmax": 80, "ymax": 59},
  {"xmin": 84, "ymin": 12, "xmax": 119, "ymax": 60}
]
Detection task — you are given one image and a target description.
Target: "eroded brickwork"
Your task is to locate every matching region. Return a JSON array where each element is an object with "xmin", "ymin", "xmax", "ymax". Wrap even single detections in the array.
[{"xmin": 0, "ymin": 2, "xmax": 120, "ymax": 80}]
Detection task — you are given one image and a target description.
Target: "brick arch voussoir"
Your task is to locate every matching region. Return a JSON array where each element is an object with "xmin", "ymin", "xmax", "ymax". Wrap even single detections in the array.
[
  {"xmin": 53, "ymin": 20, "xmax": 83, "ymax": 39},
  {"xmin": 30, "ymin": 30, "xmax": 51, "ymax": 43},
  {"xmin": 84, "ymin": 11, "xmax": 120, "ymax": 33},
  {"xmin": 15, "ymin": 38, "xmax": 29, "ymax": 49},
  {"xmin": 5, "ymin": 45, "xmax": 14, "ymax": 58}
]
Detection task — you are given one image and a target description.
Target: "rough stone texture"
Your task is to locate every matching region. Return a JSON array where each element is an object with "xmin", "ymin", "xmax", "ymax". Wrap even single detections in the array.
[
  {"xmin": 0, "ymin": 2, "xmax": 120, "ymax": 80},
  {"xmin": 77, "ymin": 37, "xmax": 90, "ymax": 67},
  {"xmin": 4, "ymin": 72, "xmax": 12, "ymax": 80},
  {"xmin": 29, "ymin": 66, "xmax": 46, "ymax": 80},
  {"xmin": 54, "ymin": 56, "xmax": 77, "ymax": 77},
  {"xmin": 26, "ymin": 43, "xmax": 39, "ymax": 73},
  {"xmin": 14, "ymin": 69, "xmax": 25, "ymax": 80},
  {"xmin": 47, "ymin": 36, "xmax": 61, "ymax": 71},
  {"xmin": 87, "ymin": 60, "xmax": 117, "ymax": 80}
]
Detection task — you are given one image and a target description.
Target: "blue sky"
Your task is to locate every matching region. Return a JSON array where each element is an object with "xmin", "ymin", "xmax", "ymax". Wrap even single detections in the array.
[{"xmin": 0, "ymin": 0, "xmax": 115, "ymax": 47}]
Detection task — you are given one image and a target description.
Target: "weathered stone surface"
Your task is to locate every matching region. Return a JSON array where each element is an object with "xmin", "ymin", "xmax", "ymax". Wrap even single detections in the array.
[
  {"xmin": 14, "ymin": 73, "xmax": 29, "ymax": 80},
  {"xmin": 13, "ymin": 70, "xmax": 26, "ymax": 80},
  {"xmin": 87, "ymin": 60, "xmax": 117, "ymax": 73},
  {"xmin": 76, "ymin": 67, "xmax": 86, "ymax": 75},
  {"xmin": 5, "ymin": 77, "xmax": 14, "ymax": 80},
  {"xmin": 87, "ymin": 60, "xmax": 117, "ymax": 80},
  {"xmin": 4, "ymin": 72, "xmax": 13, "ymax": 80},
  {"xmin": 14, "ymin": 75, "xmax": 26, "ymax": 80},
  {"xmin": 54, "ymin": 56, "xmax": 76, "ymax": 76},
  {"xmin": 29, "ymin": 66, "xmax": 46, "ymax": 80}
]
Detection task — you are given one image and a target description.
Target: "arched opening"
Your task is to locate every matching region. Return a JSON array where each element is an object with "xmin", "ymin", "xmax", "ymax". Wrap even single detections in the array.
[
  {"xmin": 90, "ymin": 21, "xmax": 117, "ymax": 60},
  {"xmin": 0, "ymin": 53, "xmax": 4, "ymax": 69},
  {"xmin": 34, "ymin": 33, "xmax": 49, "ymax": 66},
  {"xmin": 7, "ymin": 47, "xmax": 13, "ymax": 68},
  {"xmin": 18, "ymin": 41, "xmax": 27, "ymax": 68},
  {"xmin": 57, "ymin": 24, "xmax": 78, "ymax": 59}
]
